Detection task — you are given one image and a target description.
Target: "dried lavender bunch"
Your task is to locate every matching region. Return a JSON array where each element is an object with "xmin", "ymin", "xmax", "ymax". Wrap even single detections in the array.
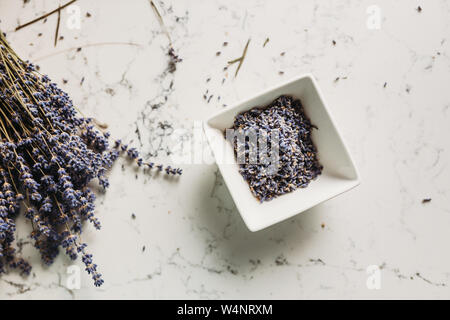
[
  {"xmin": 227, "ymin": 95, "xmax": 322, "ymax": 202},
  {"xmin": 0, "ymin": 32, "xmax": 181, "ymax": 286}
]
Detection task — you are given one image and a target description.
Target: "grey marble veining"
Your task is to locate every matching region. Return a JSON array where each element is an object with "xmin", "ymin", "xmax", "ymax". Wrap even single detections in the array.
[{"xmin": 0, "ymin": 0, "xmax": 449, "ymax": 299}]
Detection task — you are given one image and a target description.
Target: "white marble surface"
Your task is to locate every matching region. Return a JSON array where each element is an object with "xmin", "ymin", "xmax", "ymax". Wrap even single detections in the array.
[{"xmin": 0, "ymin": 0, "xmax": 449, "ymax": 299}]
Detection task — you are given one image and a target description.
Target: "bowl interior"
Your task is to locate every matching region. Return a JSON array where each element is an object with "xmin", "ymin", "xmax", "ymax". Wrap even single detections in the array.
[{"xmin": 204, "ymin": 74, "xmax": 359, "ymax": 231}]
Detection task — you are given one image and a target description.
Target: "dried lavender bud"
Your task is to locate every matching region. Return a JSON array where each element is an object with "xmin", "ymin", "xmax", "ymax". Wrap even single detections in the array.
[
  {"xmin": 226, "ymin": 95, "xmax": 322, "ymax": 202},
  {"xmin": 167, "ymin": 47, "xmax": 182, "ymax": 73}
]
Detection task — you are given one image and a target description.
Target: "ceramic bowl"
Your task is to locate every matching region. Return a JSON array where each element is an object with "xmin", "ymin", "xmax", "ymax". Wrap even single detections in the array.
[{"xmin": 203, "ymin": 74, "xmax": 360, "ymax": 231}]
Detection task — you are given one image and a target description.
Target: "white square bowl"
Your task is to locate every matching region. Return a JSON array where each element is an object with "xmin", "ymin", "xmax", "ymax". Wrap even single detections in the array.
[{"xmin": 203, "ymin": 74, "xmax": 360, "ymax": 232}]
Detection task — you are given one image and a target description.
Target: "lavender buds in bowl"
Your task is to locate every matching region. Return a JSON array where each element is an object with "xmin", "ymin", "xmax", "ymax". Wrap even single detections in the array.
[
  {"xmin": 226, "ymin": 95, "xmax": 323, "ymax": 202},
  {"xmin": 204, "ymin": 74, "xmax": 359, "ymax": 232}
]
